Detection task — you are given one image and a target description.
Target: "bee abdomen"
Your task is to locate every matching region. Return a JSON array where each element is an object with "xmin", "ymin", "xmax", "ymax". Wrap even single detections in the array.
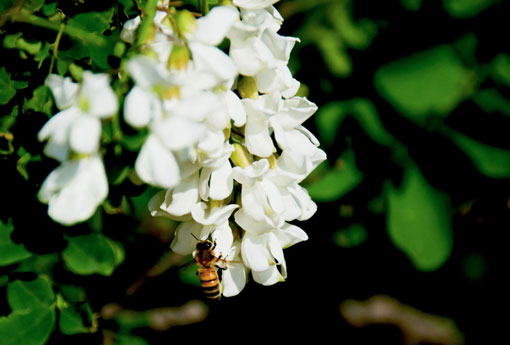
[{"xmin": 198, "ymin": 268, "xmax": 221, "ymax": 299}]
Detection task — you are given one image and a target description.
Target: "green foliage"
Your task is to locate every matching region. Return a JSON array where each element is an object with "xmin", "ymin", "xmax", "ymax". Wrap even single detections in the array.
[
  {"xmin": 447, "ymin": 130, "xmax": 510, "ymax": 178},
  {"xmin": 0, "ymin": 219, "xmax": 32, "ymax": 265},
  {"xmin": 0, "ymin": 277, "xmax": 56, "ymax": 345},
  {"xmin": 374, "ymin": 45, "xmax": 473, "ymax": 122},
  {"xmin": 306, "ymin": 147, "xmax": 363, "ymax": 202},
  {"xmin": 443, "ymin": 0, "xmax": 495, "ymax": 18},
  {"xmin": 0, "ymin": 67, "xmax": 16, "ymax": 105},
  {"xmin": 386, "ymin": 164, "xmax": 453, "ymax": 271},
  {"xmin": 62, "ymin": 233, "xmax": 123, "ymax": 276}
]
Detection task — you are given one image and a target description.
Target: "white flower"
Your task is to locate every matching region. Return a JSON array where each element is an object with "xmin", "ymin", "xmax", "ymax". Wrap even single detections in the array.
[
  {"xmin": 232, "ymin": 159, "xmax": 285, "ymax": 227},
  {"xmin": 38, "ymin": 73, "xmax": 118, "ymax": 161},
  {"xmin": 221, "ymin": 240, "xmax": 247, "ymax": 297},
  {"xmin": 171, "ymin": 206, "xmax": 237, "ymax": 259},
  {"xmin": 38, "ymin": 156, "xmax": 108, "ymax": 226},
  {"xmin": 234, "ymin": 0, "xmax": 280, "ymax": 10},
  {"xmin": 240, "ymin": 222, "xmax": 307, "ymax": 285}
]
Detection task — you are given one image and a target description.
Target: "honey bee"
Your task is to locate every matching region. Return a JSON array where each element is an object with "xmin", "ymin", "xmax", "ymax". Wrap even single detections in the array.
[{"xmin": 194, "ymin": 239, "xmax": 228, "ymax": 300}]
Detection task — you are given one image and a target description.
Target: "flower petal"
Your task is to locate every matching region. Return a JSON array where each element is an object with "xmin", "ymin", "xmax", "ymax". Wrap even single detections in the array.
[
  {"xmin": 69, "ymin": 115, "xmax": 101, "ymax": 155},
  {"xmin": 124, "ymin": 86, "xmax": 162, "ymax": 128},
  {"xmin": 192, "ymin": 5, "xmax": 239, "ymax": 46},
  {"xmin": 45, "ymin": 74, "xmax": 78, "ymax": 110},
  {"xmin": 211, "ymin": 221, "xmax": 234, "ymax": 258},
  {"xmin": 241, "ymin": 232, "xmax": 269, "ymax": 271},
  {"xmin": 233, "ymin": 0, "xmax": 279, "ymax": 10},
  {"xmin": 135, "ymin": 134, "xmax": 180, "ymax": 188},
  {"xmin": 170, "ymin": 221, "xmax": 203, "ymax": 255},
  {"xmin": 209, "ymin": 160, "xmax": 233, "ymax": 200},
  {"xmin": 161, "ymin": 172, "xmax": 200, "ymax": 217},
  {"xmin": 80, "ymin": 72, "xmax": 118, "ymax": 118}
]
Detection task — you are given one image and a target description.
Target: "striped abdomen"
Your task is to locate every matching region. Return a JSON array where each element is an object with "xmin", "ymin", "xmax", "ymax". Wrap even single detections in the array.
[{"xmin": 198, "ymin": 267, "xmax": 221, "ymax": 299}]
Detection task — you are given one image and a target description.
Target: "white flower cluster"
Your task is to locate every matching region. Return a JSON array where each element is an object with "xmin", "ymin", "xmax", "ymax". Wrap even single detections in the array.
[
  {"xmin": 37, "ymin": 73, "xmax": 118, "ymax": 225},
  {"xmin": 37, "ymin": 0, "xmax": 325, "ymax": 296}
]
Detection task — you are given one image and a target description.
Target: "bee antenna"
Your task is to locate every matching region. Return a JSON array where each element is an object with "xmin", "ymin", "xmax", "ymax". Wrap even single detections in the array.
[{"xmin": 190, "ymin": 233, "xmax": 200, "ymax": 241}]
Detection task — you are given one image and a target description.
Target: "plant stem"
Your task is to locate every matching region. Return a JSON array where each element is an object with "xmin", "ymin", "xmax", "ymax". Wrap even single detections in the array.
[
  {"xmin": 12, "ymin": 9, "xmax": 107, "ymax": 47},
  {"xmin": 135, "ymin": 0, "xmax": 158, "ymax": 47},
  {"xmin": 200, "ymin": 0, "xmax": 209, "ymax": 15},
  {"xmin": 48, "ymin": 23, "xmax": 65, "ymax": 74}
]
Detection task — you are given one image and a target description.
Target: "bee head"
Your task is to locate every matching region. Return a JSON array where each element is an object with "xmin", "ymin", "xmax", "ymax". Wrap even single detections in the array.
[{"xmin": 196, "ymin": 240, "xmax": 213, "ymax": 251}]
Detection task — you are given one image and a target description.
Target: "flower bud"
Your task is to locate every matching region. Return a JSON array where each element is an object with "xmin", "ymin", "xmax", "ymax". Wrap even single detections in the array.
[
  {"xmin": 230, "ymin": 143, "xmax": 252, "ymax": 168},
  {"xmin": 237, "ymin": 76, "xmax": 258, "ymax": 99},
  {"xmin": 175, "ymin": 9, "xmax": 197, "ymax": 36},
  {"xmin": 167, "ymin": 44, "xmax": 190, "ymax": 70}
]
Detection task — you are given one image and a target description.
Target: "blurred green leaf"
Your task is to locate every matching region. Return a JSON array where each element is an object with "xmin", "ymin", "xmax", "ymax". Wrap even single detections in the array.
[
  {"xmin": 42, "ymin": 2, "xmax": 58, "ymax": 17},
  {"xmin": 116, "ymin": 334, "xmax": 150, "ymax": 345},
  {"xmin": 67, "ymin": 9, "xmax": 114, "ymax": 34},
  {"xmin": 350, "ymin": 98, "xmax": 396, "ymax": 146},
  {"xmin": 59, "ymin": 302, "xmax": 93, "ymax": 335},
  {"xmin": 447, "ymin": 130, "xmax": 510, "ymax": 178},
  {"xmin": 387, "ymin": 163, "xmax": 453, "ymax": 271},
  {"xmin": 178, "ymin": 260, "xmax": 201, "ymax": 287},
  {"xmin": 374, "ymin": 45, "xmax": 472, "ymax": 122},
  {"xmin": 306, "ymin": 147, "xmax": 363, "ymax": 202},
  {"xmin": 15, "ymin": 253, "xmax": 58, "ymax": 275},
  {"xmin": 0, "ymin": 67, "xmax": 16, "ymax": 105},
  {"xmin": 316, "ymin": 98, "xmax": 395, "ymax": 147},
  {"xmin": 0, "ymin": 219, "xmax": 32, "ymax": 266},
  {"xmin": 327, "ymin": 1, "xmax": 377, "ymax": 50},
  {"xmin": 443, "ymin": 0, "xmax": 495, "ymax": 18},
  {"xmin": 303, "ymin": 23, "xmax": 351, "ymax": 77},
  {"xmin": 24, "ymin": 85, "xmax": 53, "ymax": 116},
  {"xmin": 333, "ymin": 224, "xmax": 368, "ymax": 248},
  {"xmin": 401, "ymin": 0, "xmax": 422, "ymax": 11},
  {"xmin": 0, "ymin": 277, "xmax": 56, "ymax": 345},
  {"xmin": 473, "ymin": 89, "xmax": 510, "ymax": 116},
  {"xmin": 490, "ymin": 53, "xmax": 510, "ymax": 85},
  {"xmin": 62, "ymin": 233, "xmax": 119, "ymax": 276},
  {"xmin": 8, "ymin": 277, "xmax": 54, "ymax": 310},
  {"xmin": 315, "ymin": 101, "xmax": 349, "ymax": 147}
]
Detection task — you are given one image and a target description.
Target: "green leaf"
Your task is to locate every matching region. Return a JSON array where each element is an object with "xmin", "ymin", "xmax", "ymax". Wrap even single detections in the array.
[
  {"xmin": 0, "ymin": 219, "xmax": 32, "ymax": 266},
  {"xmin": 316, "ymin": 98, "xmax": 395, "ymax": 148},
  {"xmin": 0, "ymin": 67, "xmax": 16, "ymax": 105},
  {"xmin": 67, "ymin": 8, "xmax": 114, "ymax": 35},
  {"xmin": 473, "ymin": 89, "xmax": 510, "ymax": 116},
  {"xmin": 374, "ymin": 45, "xmax": 472, "ymax": 122},
  {"xmin": 116, "ymin": 334, "xmax": 150, "ymax": 345},
  {"xmin": 333, "ymin": 224, "xmax": 368, "ymax": 248},
  {"xmin": 447, "ymin": 130, "xmax": 510, "ymax": 178},
  {"xmin": 0, "ymin": 277, "xmax": 56, "ymax": 345},
  {"xmin": 443, "ymin": 0, "xmax": 495, "ymax": 18},
  {"xmin": 303, "ymin": 23, "xmax": 351, "ymax": 77},
  {"xmin": 0, "ymin": 307, "xmax": 56, "ymax": 345},
  {"xmin": 386, "ymin": 163, "xmax": 453, "ymax": 271},
  {"xmin": 328, "ymin": 1, "xmax": 377, "ymax": 50},
  {"xmin": 305, "ymin": 147, "xmax": 363, "ymax": 202},
  {"xmin": 490, "ymin": 53, "xmax": 510, "ymax": 85},
  {"xmin": 315, "ymin": 101, "xmax": 349, "ymax": 147},
  {"xmin": 7, "ymin": 277, "xmax": 54, "ymax": 310},
  {"xmin": 59, "ymin": 303, "xmax": 93, "ymax": 335},
  {"xmin": 62, "ymin": 233, "xmax": 119, "ymax": 275},
  {"xmin": 24, "ymin": 85, "xmax": 53, "ymax": 116},
  {"xmin": 350, "ymin": 98, "xmax": 396, "ymax": 146},
  {"xmin": 401, "ymin": 0, "xmax": 422, "ymax": 11}
]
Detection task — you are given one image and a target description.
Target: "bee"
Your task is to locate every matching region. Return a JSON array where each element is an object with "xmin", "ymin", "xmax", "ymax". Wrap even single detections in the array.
[{"xmin": 194, "ymin": 239, "xmax": 228, "ymax": 300}]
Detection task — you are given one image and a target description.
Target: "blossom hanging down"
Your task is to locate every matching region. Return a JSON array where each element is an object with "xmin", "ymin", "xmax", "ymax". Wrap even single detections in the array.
[
  {"xmin": 38, "ymin": 72, "xmax": 118, "ymax": 225},
  {"xmin": 36, "ymin": 0, "xmax": 324, "ymax": 297},
  {"xmin": 131, "ymin": 0, "xmax": 326, "ymax": 297}
]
